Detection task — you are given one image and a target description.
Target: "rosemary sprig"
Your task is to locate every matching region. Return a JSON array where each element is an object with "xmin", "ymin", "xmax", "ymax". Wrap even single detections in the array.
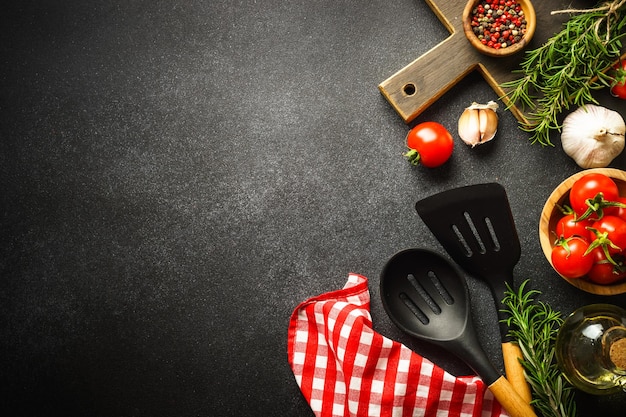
[
  {"xmin": 500, "ymin": 1, "xmax": 626, "ymax": 146},
  {"xmin": 501, "ymin": 281, "xmax": 577, "ymax": 417}
]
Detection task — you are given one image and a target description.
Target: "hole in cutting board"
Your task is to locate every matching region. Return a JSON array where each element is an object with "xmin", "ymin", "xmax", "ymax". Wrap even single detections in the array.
[{"xmin": 403, "ymin": 83, "xmax": 416, "ymax": 96}]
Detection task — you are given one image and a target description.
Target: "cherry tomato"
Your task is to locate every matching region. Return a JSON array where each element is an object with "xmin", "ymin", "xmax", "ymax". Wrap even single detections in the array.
[
  {"xmin": 603, "ymin": 196, "xmax": 626, "ymax": 221},
  {"xmin": 555, "ymin": 213, "xmax": 592, "ymax": 239},
  {"xmin": 588, "ymin": 215, "xmax": 626, "ymax": 254},
  {"xmin": 404, "ymin": 122, "xmax": 454, "ymax": 168},
  {"xmin": 569, "ymin": 173, "xmax": 620, "ymax": 220},
  {"xmin": 610, "ymin": 60, "xmax": 626, "ymax": 99},
  {"xmin": 611, "ymin": 82, "xmax": 626, "ymax": 99},
  {"xmin": 586, "ymin": 247, "xmax": 626, "ymax": 285},
  {"xmin": 551, "ymin": 236, "xmax": 594, "ymax": 279}
]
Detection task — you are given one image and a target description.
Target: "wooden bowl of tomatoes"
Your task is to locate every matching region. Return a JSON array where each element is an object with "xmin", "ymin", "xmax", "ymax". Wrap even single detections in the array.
[
  {"xmin": 462, "ymin": 0, "xmax": 536, "ymax": 58},
  {"xmin": 540, "ymin": 168, "xmax": 626, "ymax": 295}
]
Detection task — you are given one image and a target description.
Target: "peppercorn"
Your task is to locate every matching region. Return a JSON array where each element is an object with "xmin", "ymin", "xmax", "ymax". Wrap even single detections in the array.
[{"xmin": 469, "ymin": 0, "xmax": 527, "ymax": 49}]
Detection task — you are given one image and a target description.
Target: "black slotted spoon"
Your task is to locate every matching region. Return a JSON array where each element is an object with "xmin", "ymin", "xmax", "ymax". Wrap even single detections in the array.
[
  {"xmin": 379, "ymin": 248, "xmax": 537, "ymax": 417},
  {"xmin": 414, "ymin": 183, "xmax": 532, "ymax": 403}
]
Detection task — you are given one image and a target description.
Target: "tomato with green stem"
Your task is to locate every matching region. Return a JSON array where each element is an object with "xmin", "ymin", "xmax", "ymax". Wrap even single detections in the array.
[
  {"xmin": 587, "ymin": 215, "xmax": 626, "ymax": 268},
  {"xmin": 586, "ymin": 246, "xmax": 626, "ymax": 284},
  {"xmin": 404, "ymin": 122, "xmax": 454, "ymax": 168},
  {"xmin": 604, "ymin": 196, "xmax": 626, "ymax": 221},
  {"xmin": 551, "ymin": 236, "xmax": 594, "ymax": 279},
  {"xmin": 569, "ymin": 173, "xmax": 621, "ymax": 220},
  {"xmin": 611, "ymin": 60, "xmax": 626, "ymax": 99},
  {"xmin": 555, "ymin": 212, "xmax": 592, "ymax": 239}
]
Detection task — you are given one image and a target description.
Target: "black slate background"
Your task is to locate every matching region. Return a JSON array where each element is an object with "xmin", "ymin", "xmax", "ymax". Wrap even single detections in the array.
[{"xmin": 2, "ymin": 1, "xmax": 626, "ymax": 416}]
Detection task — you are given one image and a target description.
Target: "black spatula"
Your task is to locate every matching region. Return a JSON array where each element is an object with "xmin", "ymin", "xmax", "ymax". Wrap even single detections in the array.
[{"xmin": 414, "ymin": 183, "xmax": 532, "ymax": 403}]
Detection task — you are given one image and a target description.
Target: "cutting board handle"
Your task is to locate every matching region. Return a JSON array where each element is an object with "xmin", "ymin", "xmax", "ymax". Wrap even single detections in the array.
[{"xmin": 378, "ymin": 32, "xmax": 480, "ymax": 123}]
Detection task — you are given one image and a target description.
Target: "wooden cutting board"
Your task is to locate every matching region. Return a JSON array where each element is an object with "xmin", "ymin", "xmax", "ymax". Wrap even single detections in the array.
[{"xmin": 378, "ymin": 0, "xmax": 612, "ymax": 125}]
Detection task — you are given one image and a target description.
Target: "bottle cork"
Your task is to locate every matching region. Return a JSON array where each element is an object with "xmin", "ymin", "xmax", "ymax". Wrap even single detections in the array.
[{"xmin": 609, "ymin": 337, "xmax": 626, "ymax": 370}]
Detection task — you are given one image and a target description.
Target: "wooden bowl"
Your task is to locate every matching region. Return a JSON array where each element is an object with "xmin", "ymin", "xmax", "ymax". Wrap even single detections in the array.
[
  {"xmin": 462, "ymin": 0, "xmax": 536, "ymax": 58},
  {"xmin": 539, "ymin": 168, "xmax": 626, "ymax": 295}
]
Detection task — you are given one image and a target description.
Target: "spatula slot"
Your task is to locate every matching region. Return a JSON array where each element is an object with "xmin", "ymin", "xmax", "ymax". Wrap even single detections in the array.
[
  {"xmin": 452, "ymin": 212, "xmax": 501, "ymax": 257},
  {"xmin": 406, "ymin": 273, "xmax": 442, "ymax": 315},
  {"xmin": 452, "ymin": 224, "xmax": 474, "ymax": 257},
  {"xmin": 428, "ymin": 271, "xmax": 454, "ymax": 306},
  {"xmin": 484, "ymin": 217, "xmax": 501, "ymax": 251},
  {"xmin": 399, "ymin": 293, "xmax": 429, "ymax": 325},
  {"xmin": 464, "ymin": 211, "xmax": 486, "ymax": 255}
]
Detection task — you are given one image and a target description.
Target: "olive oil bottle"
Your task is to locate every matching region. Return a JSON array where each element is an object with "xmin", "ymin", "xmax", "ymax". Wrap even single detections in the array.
[{"xmin": 555, "ymin": 304, "xmax": 626, "ymax": 395}]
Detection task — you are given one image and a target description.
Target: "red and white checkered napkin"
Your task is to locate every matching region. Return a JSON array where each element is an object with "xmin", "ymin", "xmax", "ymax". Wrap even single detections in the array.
[{"xmin": 287, "ymin": 273, "xmax": 509, "ymax": 417}]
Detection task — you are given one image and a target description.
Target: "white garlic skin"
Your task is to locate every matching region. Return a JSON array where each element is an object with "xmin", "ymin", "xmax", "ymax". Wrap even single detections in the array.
[
  {"xmin": 561, "ymin": 105, "xmax": 626, "ymax": 168},
  {"xmin": 458, "ymin": 101, "xmax": 499, "ymax": 147}
]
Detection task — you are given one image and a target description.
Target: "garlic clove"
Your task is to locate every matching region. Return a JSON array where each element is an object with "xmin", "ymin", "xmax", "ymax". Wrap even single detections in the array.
[
  {"xmin": 560, "ymin": 105, "xmax": 626, "ymax": 168},
  {"xmin": 458, "ymin": 108, "xmax": 481, "ymax": 146},
  {"xmin": 458, "ymin": 101, "xmax": 499, "ymax": 147},
  {"xmin": 479, "ymin": 106, "xmax": 498, "ymax": 142}
]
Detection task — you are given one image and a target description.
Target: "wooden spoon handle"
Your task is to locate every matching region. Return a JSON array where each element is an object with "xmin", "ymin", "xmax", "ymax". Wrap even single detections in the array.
[
  {"xmin": 502, "ymin": 341, "xmax": 533, "ymax": 403},
  {"xmin": 489, "ymin": 376, "xmax": 538, "ymax": 417}
]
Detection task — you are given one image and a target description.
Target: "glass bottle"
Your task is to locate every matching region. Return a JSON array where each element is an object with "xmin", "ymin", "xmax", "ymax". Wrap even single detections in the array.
[{"xmin": 555, "ymin": 303, "xmax": 626, "ymax": 395}]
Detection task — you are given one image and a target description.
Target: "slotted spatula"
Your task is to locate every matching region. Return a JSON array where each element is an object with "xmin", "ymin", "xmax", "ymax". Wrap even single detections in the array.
[
  {"xmin": 414, "ymin": 183, "xmax": 532, "ymax": 403},
  {"xmin": 380, "ymin": 248, "xmax": 537, "ymax": 417}
]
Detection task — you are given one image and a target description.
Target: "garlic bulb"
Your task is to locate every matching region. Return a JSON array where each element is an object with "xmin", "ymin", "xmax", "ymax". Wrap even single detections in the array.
[
  {"xmin": 561, "ymin": 105, "xmax": 625, "ymax": 168},
  {"xmin": 458, "ymin": 101, "xmax": 499, "ymax": 147}
]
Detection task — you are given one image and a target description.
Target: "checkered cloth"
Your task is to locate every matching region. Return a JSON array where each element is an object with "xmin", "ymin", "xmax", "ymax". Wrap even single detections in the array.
[{"xmin": 287, "ymin": 273, "xmax": 509, "ymax": 417}]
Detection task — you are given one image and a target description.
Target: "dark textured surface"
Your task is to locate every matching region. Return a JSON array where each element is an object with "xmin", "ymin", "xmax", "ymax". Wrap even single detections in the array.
[{"xmin": 2, "ymin": 1, "xmax": 626, "ymax": 416}]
